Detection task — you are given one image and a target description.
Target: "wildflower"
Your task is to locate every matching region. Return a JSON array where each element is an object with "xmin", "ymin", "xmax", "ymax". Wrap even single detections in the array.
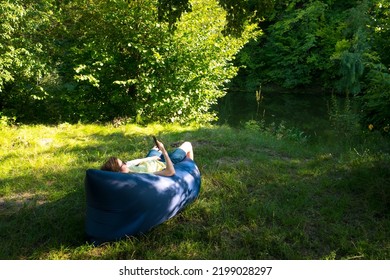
[
  {"xmin": 384, "ymin": 125, "xmax": 389, "ymax": 133},
  {"xmin": 368, "ymin": 124, "xmax": 374, "ymax": 131}
]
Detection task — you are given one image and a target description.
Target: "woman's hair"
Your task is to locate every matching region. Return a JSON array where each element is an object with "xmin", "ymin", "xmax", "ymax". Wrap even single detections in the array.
[{"xmin": 101, "ymin": 157, "xmax": 121, "ymax": 172}]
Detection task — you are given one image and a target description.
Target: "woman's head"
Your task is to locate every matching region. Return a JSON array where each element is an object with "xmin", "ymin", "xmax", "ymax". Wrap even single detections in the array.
[{"xmin": 101, "ymin": 157, "xmax": 128, "ymax": 172}]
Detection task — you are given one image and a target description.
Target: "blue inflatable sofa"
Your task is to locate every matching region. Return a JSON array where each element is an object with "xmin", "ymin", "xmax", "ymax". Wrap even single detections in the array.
[{"xmin": 84, "ymin": 158, "xmax": 201, "ymax": 244}]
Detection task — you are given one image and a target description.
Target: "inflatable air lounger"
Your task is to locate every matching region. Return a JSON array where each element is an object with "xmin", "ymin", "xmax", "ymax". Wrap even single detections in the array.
[{"xmin": 85, "ymin": 158, "xmax": 201, "ymax": 244}]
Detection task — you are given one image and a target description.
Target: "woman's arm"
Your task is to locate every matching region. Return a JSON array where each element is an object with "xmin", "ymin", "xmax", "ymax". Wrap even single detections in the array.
[{"xmin": 153, "ymin": 140, "xmax": 175, "ymax": 177}]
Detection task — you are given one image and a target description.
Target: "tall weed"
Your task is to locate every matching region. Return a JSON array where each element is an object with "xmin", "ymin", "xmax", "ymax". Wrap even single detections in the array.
[{"xmin": 328, "ymin": 94, "xmax": 362, "ymax": 146}]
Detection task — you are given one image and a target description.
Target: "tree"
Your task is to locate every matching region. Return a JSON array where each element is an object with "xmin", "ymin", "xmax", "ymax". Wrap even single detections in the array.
[
  {"xmin": 234, "ymin": 0, "xmax": 334, "ymax": 90},
  {"xmin": 0, "ymin": 0, "xmax": 262, "ymax": 123},
  {"xmin": 71, "ymin": 0, "xmax": 259, "ymax": 123},
  {"xmin": 156, "ymin": 0, "xmax": 274, "ymax": 35},
  {"xmin": 217, "ymin": 0, "xmax": 274, "ymax": 35},
  {"xmin": 0, "ymin": 0, "xmax": 56, "ymax": 120},
  {"xmin": 361, "ymin": 0, "xmax": 390, "ymax": 134},
  {"xmin": 231, "ymin": 0, "xmax": 385, "ymax": 93},
  {"xmin": 331, "ymin": 0, "xmax": 370, "ymax": 95},
  {"xmin": 139, "ymin": 0, "xmax": 260, "ymax": 123}
]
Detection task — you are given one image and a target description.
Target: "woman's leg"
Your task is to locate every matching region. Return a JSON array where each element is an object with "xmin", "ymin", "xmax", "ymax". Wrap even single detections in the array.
[
  {"xmin": 179, "ymin": 141, "xmax": 194, "ymax": 160},
  {"xmin": 167, "ymin": 141, "xmax": 194, "ymax": 164}
]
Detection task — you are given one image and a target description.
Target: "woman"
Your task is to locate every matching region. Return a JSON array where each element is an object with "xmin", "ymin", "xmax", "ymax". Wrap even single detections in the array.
[{"xmin": 101, "ymin": 140, "xmax": 194, "ymax": 177}]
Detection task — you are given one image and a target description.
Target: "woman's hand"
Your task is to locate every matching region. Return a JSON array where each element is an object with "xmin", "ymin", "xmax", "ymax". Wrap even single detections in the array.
[{"xmin": 155, "ymin": 140, "xmax": 165, "ymax": 152}]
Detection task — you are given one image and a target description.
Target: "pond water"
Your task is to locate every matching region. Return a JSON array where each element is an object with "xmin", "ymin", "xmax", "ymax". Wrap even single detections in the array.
[{"xmin": 216, "ymin": 90, "xmax": 337, "ymax": 139}]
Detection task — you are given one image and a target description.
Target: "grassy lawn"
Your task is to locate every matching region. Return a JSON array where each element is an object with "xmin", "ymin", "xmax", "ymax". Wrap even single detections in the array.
[{"xmin": 0, "ymin": 122, "xmax": 389, "ymax": 259}]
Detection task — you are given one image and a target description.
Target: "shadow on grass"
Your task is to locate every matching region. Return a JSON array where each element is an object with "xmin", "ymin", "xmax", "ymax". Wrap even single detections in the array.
[
  {"xmin": 0, "ymin": 170, "xmax": 86, "ymax": 259},
  {"xmin": 231, "ymin": 153, "xmax": 390, "ymax": 260}
]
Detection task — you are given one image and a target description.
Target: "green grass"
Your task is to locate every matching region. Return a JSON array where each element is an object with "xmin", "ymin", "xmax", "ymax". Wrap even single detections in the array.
[{"xmin": 0, "ymin": 122, "xmax": 389, "ymax": 259}]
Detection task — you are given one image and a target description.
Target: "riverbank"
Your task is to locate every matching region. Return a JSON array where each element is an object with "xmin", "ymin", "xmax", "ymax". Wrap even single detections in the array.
[{"xmin": 0, "ymin": 122, "xmax": 389, "ymax": 259}]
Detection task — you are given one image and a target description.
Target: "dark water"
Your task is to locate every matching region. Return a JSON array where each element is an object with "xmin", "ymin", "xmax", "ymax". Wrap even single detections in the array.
[{"xmin": 216, "ymin": 90, "xmax": 335, "ymax": 138}]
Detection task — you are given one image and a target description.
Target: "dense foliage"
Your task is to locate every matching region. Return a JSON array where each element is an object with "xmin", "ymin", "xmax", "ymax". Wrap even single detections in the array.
[
  {"xmin": 0, "ymin": 0, "xmax": 258, "ymax": 123},
  {"xmin": 0, "ymin": 0, "xmax": 389, "ymax": 133},
  {"xmin": 234, "ymin": 0, "xmax": 390, "ymax": 134}
]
